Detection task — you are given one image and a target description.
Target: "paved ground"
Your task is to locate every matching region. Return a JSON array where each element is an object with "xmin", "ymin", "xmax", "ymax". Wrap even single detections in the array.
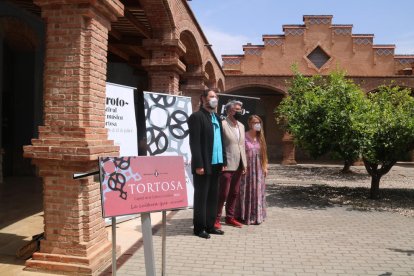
[{"xmin": 108, "ymin": 164, "xmax": 414, "ymax": 276}]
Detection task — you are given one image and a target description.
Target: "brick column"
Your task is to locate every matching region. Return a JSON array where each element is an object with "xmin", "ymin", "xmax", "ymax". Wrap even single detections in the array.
[
  {"xmin": 147, "ymin": 70, "xmax": 181, "ymax": 93},
  {"xmin": 180, "ymin": 72, "xmax": 207, "ymax": 111},
  {"xmin": 281, "ymin": 132, "xmax": 297, "ymax": 165},
  {"xmin": 142, "ymin": 39, "xmax": 186, "ymax": 94},
  {"xmin": 23, "ymin": 1, "xmax": 123, "ymax": 275}
]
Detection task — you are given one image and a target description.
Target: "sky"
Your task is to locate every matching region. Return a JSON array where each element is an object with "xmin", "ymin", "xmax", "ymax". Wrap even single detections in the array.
[{"xmin": 188, "ymin": 0, "xmax": 414, "ymax": 60}]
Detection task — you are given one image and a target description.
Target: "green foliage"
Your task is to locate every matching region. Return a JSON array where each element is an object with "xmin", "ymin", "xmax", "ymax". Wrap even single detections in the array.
[
  {"xmin": 276, "ymin": 70, "xmax": 414, "ymax": 198},
  {"xmin": 276, "ymin": 69, "xmax": 367, "ymax": 163},
  {"xmin": 360, "ymin": 85, "xmax": 414, "ymax": 165}
]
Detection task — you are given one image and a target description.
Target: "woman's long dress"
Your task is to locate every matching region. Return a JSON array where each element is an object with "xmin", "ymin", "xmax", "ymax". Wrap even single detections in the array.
[{"xmin": 237, "ymin": 134, "xmax": 266, "ymax": 225}]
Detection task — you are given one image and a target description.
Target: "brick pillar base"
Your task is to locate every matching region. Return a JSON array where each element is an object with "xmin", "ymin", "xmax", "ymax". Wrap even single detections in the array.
[
  {"xmin": 281, "ymin": 132, "xmax": 297, "ymax": 165},
  {"xmin": 21, "ymin": 158, "xmax": 119, "ymax": 275},
  {"xmin": 26, "ymin": 243, "xmax": 112, "ymax": 275}
]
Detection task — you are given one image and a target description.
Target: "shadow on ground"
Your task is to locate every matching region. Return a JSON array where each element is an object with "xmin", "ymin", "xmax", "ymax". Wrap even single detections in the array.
[
  {"xmin": 266, "ymin": 184, "xmax": 414, "ymax": 216},
  {"xmin": 269, "ymin": 165, "xmax": 371, "ymax": 182}
]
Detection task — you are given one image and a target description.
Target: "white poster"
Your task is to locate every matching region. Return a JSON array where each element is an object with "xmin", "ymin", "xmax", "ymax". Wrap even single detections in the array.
[
  {"xmin": 143, "ymin": 92, "xmax": 194, "ymax": 206},
  {"xmin": 105, "ymin": 83, "xmax": 138, "ymax": 156}
]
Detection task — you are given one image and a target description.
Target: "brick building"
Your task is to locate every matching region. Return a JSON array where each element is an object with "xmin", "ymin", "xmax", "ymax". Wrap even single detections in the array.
[
  {"xmin": 222, "ymin": 15, "xmax": 414, "ymax": 164},
  {"xmin": 0, "ymin": 0, "xmax": 223, "ymax": 274},
  {"xmin": 1, "ymin": 5, "xmax": 414, "ymax": 275}
]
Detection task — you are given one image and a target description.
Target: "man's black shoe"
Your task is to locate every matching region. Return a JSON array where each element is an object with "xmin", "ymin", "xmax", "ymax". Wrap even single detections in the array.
[
  {"xmin": 194, "ymin": 230, "xmax": 210, "ymax": 239},
  {"xmin": 207, "ymin": 228, "xmax": 224, "ymax": 235}
]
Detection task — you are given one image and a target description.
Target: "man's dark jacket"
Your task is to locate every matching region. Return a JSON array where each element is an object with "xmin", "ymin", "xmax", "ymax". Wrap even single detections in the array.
[{"xmin": 188, "ymin": 107, "xmax": 227, "ymax": 175}]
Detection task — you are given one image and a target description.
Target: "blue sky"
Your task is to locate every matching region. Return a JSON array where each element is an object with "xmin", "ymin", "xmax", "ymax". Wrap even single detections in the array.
[{"xmin": 189, "ymin": 0, "xmax": 414, "ymax": 60}]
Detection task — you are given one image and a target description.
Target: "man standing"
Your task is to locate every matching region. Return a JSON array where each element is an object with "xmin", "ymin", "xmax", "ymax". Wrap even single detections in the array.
[
  {"xmin": 188, "ymin": 88, "xmax": 226, "ymax": 239},
  {"xmin": 216, "ymin": 100, "xmax": 247, "ymax": 229}
]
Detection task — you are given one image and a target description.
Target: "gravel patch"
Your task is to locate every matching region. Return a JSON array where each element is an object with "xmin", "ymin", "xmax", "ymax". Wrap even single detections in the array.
[{"xmin": 265, "ymin": 163, "xmax": 414, "ymax": 217}]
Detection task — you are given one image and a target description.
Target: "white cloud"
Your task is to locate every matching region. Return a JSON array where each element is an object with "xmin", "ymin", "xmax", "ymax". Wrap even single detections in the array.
[{"xmin": 202, "ymin": 26, "xmax": 250, "ymax": 62}]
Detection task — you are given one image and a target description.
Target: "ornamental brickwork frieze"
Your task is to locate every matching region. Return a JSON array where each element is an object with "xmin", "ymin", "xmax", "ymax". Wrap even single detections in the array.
[
  {"xmin": 245, "ymin": 48, "xmax": 263, "ymax": 56},
  {"xmin": 284, "ymin": 28, "xmax": 305, "ymax": 36},
  {"xmin": 375, "ymin": 48, "xmax": 394, "ymax": 56},
  {"xmin": 308, "ymin": 18, "xmax": 331, "ymax": 25},
  {"xmin": 223, "ymin": 58, "xmax": 242, "ymax": 65},
  {"xmin": 353, "ymin": 37, "xmax": 373, "ymax": 45},
  {"xmin": 264, "ymin": 38, "xmax": 284, "ymax": 46},
  {"xmin": 333, "ymin": 28, "xmax": 352, "ymax": 36}
]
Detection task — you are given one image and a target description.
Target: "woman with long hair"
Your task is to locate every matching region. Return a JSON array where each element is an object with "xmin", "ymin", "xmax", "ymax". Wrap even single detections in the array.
[{"xmin": 237, "ymin": 115, "xmax": 268, "ymax": 225}]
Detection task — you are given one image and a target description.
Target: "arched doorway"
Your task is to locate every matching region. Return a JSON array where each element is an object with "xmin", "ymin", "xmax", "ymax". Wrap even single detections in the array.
[{"xmin": 226, "ymin": 86, "xmax": 286, "ymax": 162}]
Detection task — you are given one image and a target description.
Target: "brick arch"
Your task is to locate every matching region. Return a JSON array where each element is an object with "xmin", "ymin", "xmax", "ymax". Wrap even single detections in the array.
[
  {"xmin": 222, "ymin": 84, "xmax": 289, "ymax": 163},
  {"xmin": 351, "ymin": 77, "xmax": 414, "ymax": 93},
  {"xmin": 366, "ymin": 84, "xmax": 414, "ymax": 95},
  {"xmin": 170, "ymin": 1, "xmax": 225, "ymax": 89},
  {"xmin": 225, "ymin": 83, "xmax": 287, "ymax": 96},
  {"xmin": 179, "ymin": 30, "xmax": 202, "ymax": 72},
  {"xmin": 226, "ymin": 75, "xmax": 292, "ymax": 95},
  {"xmin": 204, "ymin": 61, "xmax": 216, "ymax": 88},
  {"xmin": 217, "ymin": 78, "xmax": 224, "ymax": 92},
  {"xmin": 0, "ymin": 16, "xmax": 39, "ymax": 51}
]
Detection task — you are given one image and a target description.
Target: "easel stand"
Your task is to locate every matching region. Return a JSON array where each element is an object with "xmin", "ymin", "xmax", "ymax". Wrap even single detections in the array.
[
  {"xmin": 141, "ymin": 212, "xmax": 157, "ymax": 275},
  {"xmin": 111, "ymin": 217, "xmax": 117, "ymax": 275}
]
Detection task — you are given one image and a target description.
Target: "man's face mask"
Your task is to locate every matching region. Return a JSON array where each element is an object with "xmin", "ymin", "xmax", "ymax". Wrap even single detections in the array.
[
  {"xmin": 233, "ymin": 111, "xmax": 243, "ymax": 120},
  {"xmin": 208, "ymin": 98, "xmax": 218, "ymax": 109}
]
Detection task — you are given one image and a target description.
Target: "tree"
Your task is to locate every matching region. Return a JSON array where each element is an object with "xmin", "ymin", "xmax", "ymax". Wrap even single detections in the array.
[
  {"xmin": 276, "ymin": 70, "xmax": 367, "ymax": 172},
  {"xmin": 359, "ymin": 85, "xmax": 414, "ymax": 199}
]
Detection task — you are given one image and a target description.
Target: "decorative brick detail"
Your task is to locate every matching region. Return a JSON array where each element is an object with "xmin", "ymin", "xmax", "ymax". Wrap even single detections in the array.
[
  {"xmin": 308, "ymin": 18, "xmax": 331, "ymax": 25},
  {"xmin": 375, "ymin": 48, "xmax": 394, "ymax": 56},
  {"xmin": 223, "ymin": 58, "xmax": 242, "ymax": 65},
  {"xmin": 396, "ymin": 57, "xmax": 414, "ymax": 65},
  {"xmin": 264, "ymin": 38, "xmax": 284, "ymax": 46},
  {"xmin": 333, "ymin": 28, "xmax": 352, "ymax": 35},
  {"xmin": 245, "ymin": 48, "xmax": 262, "ymax": 56},
  {"xmin": 23, "ymin": 1, "xmax": 124, "ymax": 275},
  {"xmin": 285, "ymin": 28, "xmax": 305, "ymax": 36},
  {"xmin": 303, "ymin": 15, "xmax": 332, "ymax": 26},
  {"xmin": 353, "ymin": 37, "xmax": 373, "ymax": 45}
]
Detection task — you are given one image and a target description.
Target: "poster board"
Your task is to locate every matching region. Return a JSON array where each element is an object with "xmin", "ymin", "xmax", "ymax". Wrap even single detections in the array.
[
  {"xmin": 105, "ymin": 83, "xmax": 138, "ymax": 156},
  {"xmin": 217, "ymin": 93, "xmax": 261, "ymax": 129},
  {"xmin": 99, "ymin": 156, "xmax": 188, "ymax": 217},
  {"xmin": 143, "ymin": 92, "xmax": 194, "ymax": 206}
]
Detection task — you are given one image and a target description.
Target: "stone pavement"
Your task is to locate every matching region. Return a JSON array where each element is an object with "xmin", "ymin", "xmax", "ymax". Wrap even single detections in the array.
[{"xmin": 109, "ymin": 165, "xmax": 414, "ymax": 276}]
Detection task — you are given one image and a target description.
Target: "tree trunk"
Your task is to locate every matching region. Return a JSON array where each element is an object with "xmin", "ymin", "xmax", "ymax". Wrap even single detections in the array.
[
  {"xmin": 341, "ymin": 160, "xmax": 352, "ymax": 173},
  {"xmin": 370, "ymin": 175, "xmax": 381, "ymax": 199}
]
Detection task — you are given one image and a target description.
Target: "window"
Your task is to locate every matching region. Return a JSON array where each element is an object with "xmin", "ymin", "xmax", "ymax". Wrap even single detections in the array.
[{"xmin": 307, "ymin": 46, "xmax": 330, "ymax": 69}]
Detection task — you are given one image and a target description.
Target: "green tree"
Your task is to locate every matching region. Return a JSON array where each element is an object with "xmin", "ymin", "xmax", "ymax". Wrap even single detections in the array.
[
  {"xmin": 360, "ymin": 85, "xmax": 414, "ymax": 199},
  {"xmin": 276, "ymin": 70, "xmax": 367, "ymax": 172}
]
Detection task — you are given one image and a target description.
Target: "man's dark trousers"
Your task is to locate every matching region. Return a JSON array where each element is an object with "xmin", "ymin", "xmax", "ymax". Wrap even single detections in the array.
[{"xmin": 193, "ymin": 164, "xmax": 221, "ymax": 234}]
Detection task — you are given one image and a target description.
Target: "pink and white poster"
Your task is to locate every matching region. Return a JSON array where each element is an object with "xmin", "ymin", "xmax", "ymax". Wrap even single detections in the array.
[{"xmin": 99, "ymin": 156, "xmax": 188, "ymax": 217}]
